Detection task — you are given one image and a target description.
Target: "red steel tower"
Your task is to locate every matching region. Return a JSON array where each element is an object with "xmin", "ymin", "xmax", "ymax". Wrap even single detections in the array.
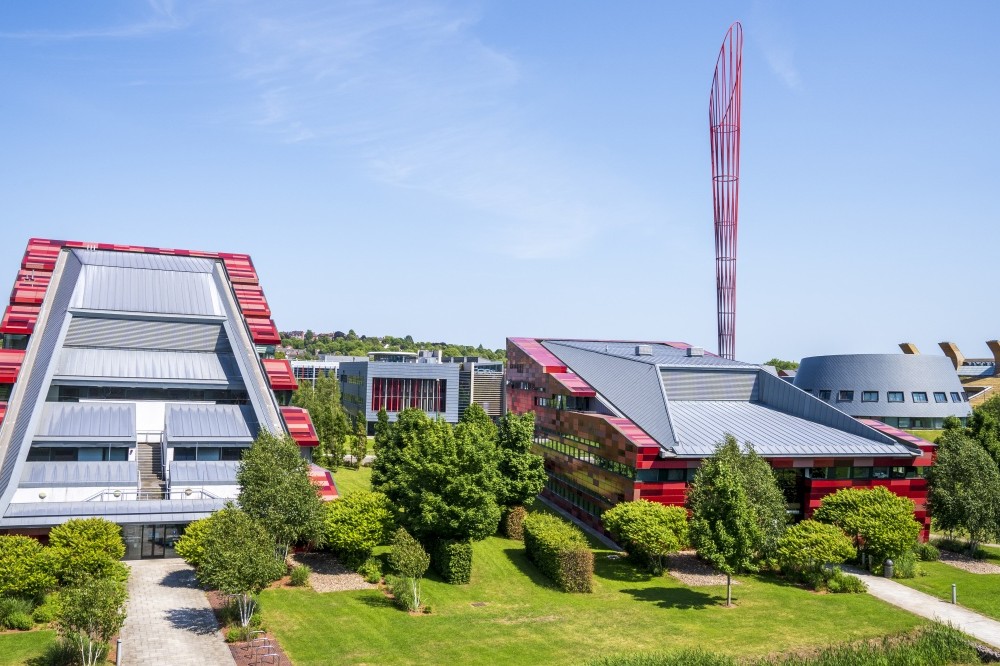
[{"xmin": 709, "ymin": 22, "xmax": 743, "ymax": 360}]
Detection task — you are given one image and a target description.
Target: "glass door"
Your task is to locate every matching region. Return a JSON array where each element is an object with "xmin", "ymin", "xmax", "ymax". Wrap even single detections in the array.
[{"xmin": 141, "ymin": 525, "xmax": 165, "ymax": 558}]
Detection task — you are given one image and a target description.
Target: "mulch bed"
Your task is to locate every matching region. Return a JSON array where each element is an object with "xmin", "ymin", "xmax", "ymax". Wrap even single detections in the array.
[
  {"xmin": 938, "ymin": 550, "xmax": 1000, "ymax": 574},
  {"xmin": 289, "ymin": 551, "xmax": 375, "ymax": 593},
  {"xmin": 665, "ymin": 550, "xmax": 738, "ymax": 587},
  {"xmin": 205, "ymin": 590, "xmax": 293, "ymax": 666}
]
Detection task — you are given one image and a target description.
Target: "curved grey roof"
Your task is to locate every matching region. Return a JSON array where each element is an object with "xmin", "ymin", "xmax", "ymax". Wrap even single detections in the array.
[
  {"xmin": 793, "ymin": 354, "xmax": 971, "ymax": 419},
  {"xmin": 35, "ymin": 402, "xmax": 136, "ymax": 442}
]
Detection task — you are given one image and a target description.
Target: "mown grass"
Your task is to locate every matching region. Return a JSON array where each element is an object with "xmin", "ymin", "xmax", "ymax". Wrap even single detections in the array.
[
  {"xmin": 897, "ymin": 560, "xmax": 1000, "ymax": 620},
  {"xmin": 0, "ymin": 630, "xmax": 57, "ymax": 665},
  {"xmin": 263, "ymin": 537, "xmax": 924, "ymax": 665},
  {"xmin": 330, "ymin": 466, "xmax": 371, "ymax": 497}
]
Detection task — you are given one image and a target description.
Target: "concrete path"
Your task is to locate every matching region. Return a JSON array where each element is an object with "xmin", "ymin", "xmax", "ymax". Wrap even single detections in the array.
[
  {"xmin": 120, "ymin": 559, "xmax": 236, "ymax": 666},
  {"xmin": 847, "ymin": 567, "xmax": 1000, "ymax": 649}
]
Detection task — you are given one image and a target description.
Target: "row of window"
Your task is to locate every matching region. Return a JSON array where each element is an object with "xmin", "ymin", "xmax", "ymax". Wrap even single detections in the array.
[
  {"xmin": 533, "ymin": 434, "xmax": 636, "ymax": 479},
  {"xmin": 173, "ymin": 446, "xmax": 246, "ymax": 462},
  {"xmin": 806, "ymin": 465, "xmax": 924, "ymax": 480},
  {"xmin": 806, "ymin": 389, "xmax": 966, "ymax": 404},
  {"xmin": 635, "ymin": 467, "xmax": 699, "ymax": 483},
  {"xmin": 342, "ymin": 374, "xmax": 364, "ymax": 386},
  {"xmin": 544, "ymin": 475, "xmax": 608, "ymax": 519},
  {"xmin": 27, "ymin": 446, "xmax": 129, "ymax": 462},
  {"xmin": 370, "ymin": 377, "xmax": 447, "ymax": 413},
  {"xmin": 879, "ymin": 416, "xmax": 966, "ymax": 429},
  {"xmin": 50, "ymin": 386, "xmax": 250, "ymax": 404},
  {"xmin": 534, "ymin": 395, "xmax": 592, "ymax": 411}
]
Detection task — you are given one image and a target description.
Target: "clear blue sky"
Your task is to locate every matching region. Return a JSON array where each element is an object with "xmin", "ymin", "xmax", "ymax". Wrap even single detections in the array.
[{"xmin": 1, "ymin": 2, "xmax": 997, "ymax": 363}]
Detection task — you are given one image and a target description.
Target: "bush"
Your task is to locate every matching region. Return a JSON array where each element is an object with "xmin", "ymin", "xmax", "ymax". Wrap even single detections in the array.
[
  {"xmin": 46, "ymin": 518, "xmax": 128, "ymax": 585},
  {"xmin": 502, "ymin": 506, "xmax": 528, "ymax": 541},
  {"xmin": 5, "ymin": 611, "xmax": 33, "ymax": 630},
  {"xmin": 358, "ymin": 557, "xmax": 383, "ymax": 584},
  {"xmin": 893, "ymin": 550, "xmax": 921, "ymax": 579},
  {"xmin": 289, "ymin": 565, "xmax": 311, "ymax": 587},
  {"xmin": 602, "ymin": 500, "xmax": 688, "ymax": 574},
  {"xmin": 32, "ymin": 599, "xmax": 58, "ymax": 624},
  {"xmin": 523, "ymin": 513, "xmax": 593, "ymax": 593},
  {"xmin": 37, "ymin": 638, "xmax": 82, "ymax": 666},
  {"xmin": 0, "ymin": 596, "xmax": 35, "ymax": 629},
  {"xmin": 387, "ymin": 575, "xmax": 423, "ymax": 612},
  {"xmin": 175, "ymin": 517, "xmax": 212, "ymax": 569},
  {"xmin": 387, "ymin": 529, "xmax": 430, "ymax": 610},
  {"xmin": 915, "ymin": 542, "xmax": 941, "ymax": 561},
  {"xmin": 776, "ymin": 521, "xmax": 855, "ymax": 580},
  {"xmin": 813, "ymin": 486, "xmax": 920, "ymax": 572},
  {"xmin": 324, "ymin": 491, "xmax": 395, "ymax": 569},
  {"xmin": 430, "ymin": 540, "xmax": 473, "ymax": 585},
  {"xmin": 0, "ymin": 535, "xmax": 56, "ymax": 598}
]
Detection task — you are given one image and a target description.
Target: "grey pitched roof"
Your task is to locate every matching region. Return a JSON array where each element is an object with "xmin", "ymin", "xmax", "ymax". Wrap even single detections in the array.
[
  {"xmin": 65, "ymin": 317, "xmax": 229, "ymax": 353},
  {"xmin": 667, "ymin": 401, "xmax": 914, "ymax": 457},
  {"xmin": 71, "ymin": 264, "xmax": 223, "ymax": 317},
  {"xmin": 72, "ymin": 249, "xmax": 216, "ymax": 273},
  {"xmin": 170, "ymin": 461, "xmax": 240, "ymax": 484},
  {"xmin": 54, "ymin": 348, "xmax": 240, "ymax": 384},
  {"xmin": 35, "ymin": 402, "xmax": 136, "ymax": 442},
  {"xmin": 20, "ymin": 461, "xmax": 137, "ymax": 487},
  {"xmin": 541, "ymin": 338, "xmax": 913, "ymax": 459},
  {"xmin": 0, "ymin": 498, "xmax": 227, "ymax": 527},
  {"xmin": 165, "ymin": 404, "xmax": 253, "ymax": 442},
  {"xmin": 793, "ymin": 354, "xmax": 972, "ymax": 419}
]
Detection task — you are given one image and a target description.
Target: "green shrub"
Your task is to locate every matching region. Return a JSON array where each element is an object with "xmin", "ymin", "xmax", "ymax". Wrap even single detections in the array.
[
  {"xmin": 5, "ymin": 611, "xmax": 33, "ymax": 630},
  {"xmin": 430, "ymin": 539, "xmax": 473, "ymax": 584},
  {"xmin": 915, "ymin": 542, "xmax": 941, "ymax": 561},
  {"xmin": 175, "ymin": 517, "xmax": 212, "ymax": 569},
  {"xmin": 893, "ymin": 550, "xmax": 920, "ymax": 579},
  {"xmin": 523, "ymin": 513, "xmax": 593, "ymax": 593},
  {"xmin": 0, "ymin": 596, "xmax": 35, "ymax": 629},
  {"xmin": 289, "ymin": 564, "xmax": 311, "ymax": 587},
  {"xmin": 813, "ymin": 486, "xmax": 920, "ymax": 572},
  {"xmin": 358, "ymin": 556, "xmax": 383, "ymax": 584},
  {"xmin": 387, "ymin": 574, "xmax": 423, "ymax": 612},
  {"xmin": 387, "ymin": 529, "xmax": 430, "ymax": 610},
  {"xmin": 502, "ymin": 506, "xmax": 528, "ymax": 541},
  {"xmin": 32, "ymin": 600, "xmax": 57, "ymax": 624},
  {"xmin": 324, "ymin": 491, "xmax": 395, "ymax": 569},
  {"xmin": 601, "ymin": 500, "xmax": 688, "ymax": 574},
  {"xmin": 0, "ymin": 535, "xmax": 57, "ymax": 598},
  {"xmin": 38, "ymin": 638, "xmax": 81, "ymax": 666},
  {"xmin": 775, "ymin": 520, "xmax": 855, "ymax": 583},
  {"xmin": 46, "ymin": 518, "xmax": 128, "ymax": 585}
]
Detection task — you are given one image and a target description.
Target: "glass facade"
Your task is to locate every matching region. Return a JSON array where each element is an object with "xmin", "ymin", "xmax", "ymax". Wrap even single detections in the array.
[{"xmin": 371, "ymin": 377, "xmax": 447, "ymax": 413}]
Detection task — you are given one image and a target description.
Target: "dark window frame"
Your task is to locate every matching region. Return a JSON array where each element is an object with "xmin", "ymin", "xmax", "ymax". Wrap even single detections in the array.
[{"xmin": 861, "ymin": 391, "xmax": 878, "ymax": 403}]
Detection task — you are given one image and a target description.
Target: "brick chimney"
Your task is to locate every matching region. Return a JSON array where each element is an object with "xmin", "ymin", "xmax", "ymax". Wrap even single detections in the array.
[
  {"xmin": 987, "ymin": 340, "xmax": 1000, "ymax": 375},
  {"xmin": 939, "ymin": 342, "xmax": 965, "ymax": 370},
  {"xmin": 899, "ymin": 342, "xmax": 920, "ymax": 355}
]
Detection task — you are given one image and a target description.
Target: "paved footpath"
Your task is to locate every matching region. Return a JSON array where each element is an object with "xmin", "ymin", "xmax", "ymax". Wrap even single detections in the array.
[
  {"xmin": 120, "ymin": 559, "xmax": 236, "ymax": 666},
  {"xmin": 847, "ymin": 567, "xmax": 1000, "ymax": 649}
]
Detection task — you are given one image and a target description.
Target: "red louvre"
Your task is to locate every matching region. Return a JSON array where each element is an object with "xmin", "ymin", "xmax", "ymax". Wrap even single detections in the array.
[
  {"xmin": 280, "ymin": 406, "xmax": 320, "ymax": 447},
  {"xmin": 262, "ymin": 358, "xmax": 299, "ymax": 391},
  {"xmin": 1, "ymin": 305, "xmax": 40, "ymax": 335},
  {"xmin": 0, "ymin": 350, "xmax": 26, "ymax": 384}
]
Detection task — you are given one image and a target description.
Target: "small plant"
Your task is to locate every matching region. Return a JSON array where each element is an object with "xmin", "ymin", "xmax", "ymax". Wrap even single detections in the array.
[
  {"xmin": 503, "ymin": 506, "xmax": 528, "ymax": 541},
  {"xmin": 0, "ymin": 596, "xmax": 35, "ymax": 629},
  {"xmin": 387, "ymin": 529, "xmax": 430, "ymax": 611},
  {"xmin": 6, "ymin": 611, "xmax": 33, "ymax": 630},
  {"xmin": 358, "ymin": 557, "xmax": 383, "ymax": 584},
  {"xmin": 893, "ymin": 551, "xmax": 920, "ymax": 579},
  {"xmin": 914, "ymin": 542, "xmax": 940, "ymax": 562},
  {"xmin": 289, "ymin": 564, "xmax": 311, "ymax": 587}
]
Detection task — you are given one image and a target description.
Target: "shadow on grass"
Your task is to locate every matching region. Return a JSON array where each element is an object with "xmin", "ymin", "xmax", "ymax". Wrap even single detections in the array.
[
  {"xmin": 355, "ymin": 591, "xmax": 396, "ymax": 610},
  {"xmin": 594, "ymin": 554, "xmax": 657, "ymax": 584},
  {"xmin": 619, "ymin": 585, "xmax": 722, "ymax": 610},
  {"xmin": 502, "ymin": 547, "xmax": 561, "ymax": 590}
]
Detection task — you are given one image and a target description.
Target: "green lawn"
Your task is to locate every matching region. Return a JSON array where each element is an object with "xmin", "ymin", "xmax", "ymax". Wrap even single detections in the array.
[
  {"xmin": 0, "ymin": 630, "xmax": 57, "ymax": 665},
  {"xmin": 904, "ymin": 429, "xmax": 943, "ymax": 443},
  {"xmin": 262, "ymin": 535, "xmax": 924, "ymax": 666},
  {"xmin": 897, "ymin": 545, "xmax": 1000, "ymax": 621},
  {"xmin": 331, "ymin": 466, "xmax": 371, "ymax": 496}
]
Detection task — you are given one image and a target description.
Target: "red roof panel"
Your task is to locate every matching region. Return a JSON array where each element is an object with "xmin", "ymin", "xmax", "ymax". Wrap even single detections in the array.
[
  {"xmin": 0, "ymin": 349, "xmax": 26, "ymax": 384},
  {"xmin": 247, "ymin": 317, "xmax": 281, "ymax": 346},
  {"xmin": 309, "ymin": 464, "xmax": 339, "ymax": 501},
  {"xmin": 550, "ymin": 372, "xmax": 596, "ymax": 397},
  {"xmin": 262, "ymin": 358, "xmax": 299, "ymax": 391},
  {"xmin": 281, "ymin": 406, "xmax": 320, "ymax": 447},
  {"xmin": 1, "ymin": 305, "xmax": 39, "ymax": 335},
  {"xmin": 509, "ymin": 337, "xmax": 567, "ymax": 373}
]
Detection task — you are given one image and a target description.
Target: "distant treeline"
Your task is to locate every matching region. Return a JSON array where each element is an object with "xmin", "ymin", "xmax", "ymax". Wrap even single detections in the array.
[{"xmin": 279, "ymin": 329, "xmax": 505, "ymax": 361}]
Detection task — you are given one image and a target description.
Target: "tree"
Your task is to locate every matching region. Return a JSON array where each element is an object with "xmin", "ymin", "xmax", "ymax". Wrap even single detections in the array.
[
  {"xmin": 351, "ymin": 416, "xmax": 368, "ymax": 469},
  {"xmin": 292, "ymin": 373, "xmax": 349, "ymax": 469},
  {"xmin": 46, "ymin": 518, "xmax": 128, "ymax": 585},
  {"xmin": 764, "ymin": 358, "xmax": 799, "ymax": 371},
  {"xmin": 0, "ymin": 535, "xmax": 56, "ymax": 597},
  {"xmin": 775, "ymin": 520, "xmax": 855, "ymax": 579},
  {"xmin": 196, "ymin": 506, "xmax": 285, "ymax": 633},
  {"xmin": 602, "ymin": 500, "xmax": 688, "ymax": 574},
  {"xmin": 57, "ymin": 578, "xmax": 128, "ymax": 666},
  {"xmin": 813, "ymin": 486, "xmax": 921, "ymax": 571},
  {"xmin": 375, "ymin": 409, "xmax": 501, "ymax": 546},
  {"xmin": 495, "ymin": 411, "xmax": 547, "ymax": 511},
  {"xmin": 324, "ymin": 491, "xmax": 395, "ymax": 567},
  {"xmin": 238, "ymin": 430, "xmax": 326, "ymax": 558},
  {"xmin": 387, "ymin": 528, "xmax": 430, "ymax": 611},
  {"xmin": 686, "ymin": 435, "xmax": 787, "ymax": 606},
  {"xmin": 174, "ymin": 517, "xmax": 212, "ymax": 569},
  {"xmin": 927, "ymin": 428, "xmax": 1000, "ymax": 552}
]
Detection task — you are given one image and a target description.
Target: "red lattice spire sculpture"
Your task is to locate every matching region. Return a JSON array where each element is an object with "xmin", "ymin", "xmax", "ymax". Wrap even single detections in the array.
[{"xmin": 709, "ymin": 22, "xmax": 742, "ymax": 360}]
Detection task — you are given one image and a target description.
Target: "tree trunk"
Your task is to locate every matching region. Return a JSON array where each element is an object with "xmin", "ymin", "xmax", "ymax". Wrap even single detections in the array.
[{"xmin": 726, "ymin": 574, "xmax": 732, "ymax": 607}]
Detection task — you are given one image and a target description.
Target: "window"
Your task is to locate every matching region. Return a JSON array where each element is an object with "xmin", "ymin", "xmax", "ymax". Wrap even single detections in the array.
[
  {"xmin": 818, "ymin": 390, "xmax": 831, "ymax": 400},
  {"xmin": 898, "ymin": 417, "xmax": 911, "ymax": 428},
  {"xmin": 807, "ymin": 467, "xmax": 827, "ymax": 479},
  {"xmin": 829, "ymin": 466, "xmax": 851, "ymax": 480},
  {"xmin": 911, "ymin": 392, "xmax": 928, "ymax": 403},
  {"xmin": 933, "ymin": 392, "xmax": 947, "ymax": 403},
  {"xmin": 887, "ymin": 391, "xmax": 904, "ymax": 403},
  {"xmin": 371, "ymin": 377, "xmax": 447, "ymax": 413},
  {"xmin": 872, "ymin": 467, "xmax": 890, "ymax": 480},
  {"xmin": 862, "ymin": 391, "xmax": 878, "ymax": 402},
  {"xmin": 951, "ymin": 392, "xmax": 962, "ymax": 403},
  {"xmin": 851, "ymin": 467, "xmax": 872, "ymax": 480},
  {"xmin": 837, "ymin": 390, "xmax": 854, "ymax": 402}
]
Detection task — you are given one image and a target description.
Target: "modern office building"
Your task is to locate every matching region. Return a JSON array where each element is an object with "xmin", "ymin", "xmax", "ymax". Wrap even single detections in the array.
[
  {"xmin": 448, "ymin": 358, "xmax": 505, "ymax": 420},
  {"xmin": 925, "ymin": 341, "xmax": 1000, "ymax": 407},
  {"xmin": 0, "ymin": 238, "xmax": 329, "ymax": 557},
  {"xmin": 339, "ymin": 351, "xmax": 458, "ymax": 432},
  {"xmin": 792, "ymin": 352, "xmax": 972, "ymax": 430},
  {"xmin": 507, "ymin": 338, "xmax": 934, "ymax": 537},
  {"xmin": 290, "ymin": 356, "xmax": 367, "ymax": 387}
]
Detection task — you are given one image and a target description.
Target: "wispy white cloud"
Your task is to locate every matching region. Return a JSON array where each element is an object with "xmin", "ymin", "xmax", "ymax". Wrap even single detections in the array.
[
  {"xmin": 752, "ymin": 1, "xmax": 801, "ymax": 89},
  {"xmin": 0, "ymin": 0, "xmax": 184, "ymax": 40}
]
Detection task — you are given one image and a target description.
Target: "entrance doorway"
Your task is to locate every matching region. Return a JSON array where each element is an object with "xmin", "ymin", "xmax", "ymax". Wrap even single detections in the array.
[{"xmin": 123, "ymin": 524, "xmax": 182, "ymax": 559}]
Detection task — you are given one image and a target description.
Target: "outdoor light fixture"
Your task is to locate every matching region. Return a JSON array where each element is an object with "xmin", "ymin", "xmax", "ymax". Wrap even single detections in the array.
[
  {"xmin": 184, "ymin": 488, "xmax": 193, "ymax": 496},
  {"xmin": 38, "ymin": 491, "xmax": 46, "ymax": 500},
  {"xmin": 113, "ymin": 489, "xmax": 122, "ymax": 498}
]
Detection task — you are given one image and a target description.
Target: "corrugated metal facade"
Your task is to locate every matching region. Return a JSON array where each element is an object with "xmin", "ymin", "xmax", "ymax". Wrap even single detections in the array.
[
  {"xmin": 35, "ymin": 402, "xmax": 136, "ymax": 441},
  {"xmin": 20, "ymin": 461, "xmax": 136, "ymax": 487},
  {"xmin": 71, "ymin": 265, "xmax": 223, "ymax": 317},
  {"xmin": 65, "ymin": 318, "xmax": 229, "ymax": 353},
  {"xmin": 54, "ymin": 348, "xmax": 239, "ymax": 384},
  {"xmin": 165, "ymin": 404, "xmax": 253, "ymax": 442}
]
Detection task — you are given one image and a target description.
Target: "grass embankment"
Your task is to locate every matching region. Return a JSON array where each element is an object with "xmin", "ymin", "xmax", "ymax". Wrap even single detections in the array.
[
  {"xmin": 0, "ymin": 630, "xmax": 57, "ymax": 665},
  {"xmin": 264, "ymin": 472, "xmax": 925, "ymax": 666},
  {"xmin": 330, "ymin": 466, "xmax": 371, "ymax": 497},
  {"xmin": 904, "ymin": 429, "xmax": 943, "ymax": 443},
  {"xmin": 897, "ymin": 544, "xmax": 1000, "ymax": 620}
]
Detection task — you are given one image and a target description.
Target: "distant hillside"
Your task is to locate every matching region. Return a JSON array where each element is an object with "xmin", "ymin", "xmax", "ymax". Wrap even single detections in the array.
[{"xmin": 278, "ymin": 329, "xmax": 505, "ymax": 361}]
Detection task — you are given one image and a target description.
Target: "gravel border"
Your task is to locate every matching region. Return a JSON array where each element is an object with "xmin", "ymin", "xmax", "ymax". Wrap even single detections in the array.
[
  {"xmin": 665, "ymin": 550, "xmax": 737, "ymax": 587},
  {"xmin": 938, "ymin": 550, "xmax": 1000, "ymax": 574},
  {"xmin": 290, "ymin": 551, "xmax": 376, "ymax": 592}
]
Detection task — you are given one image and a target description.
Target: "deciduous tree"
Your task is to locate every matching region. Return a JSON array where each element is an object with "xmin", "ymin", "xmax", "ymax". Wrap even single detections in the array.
[
  {"xmin": 57, "ymin": 578, "xmax": 127, "ymax": 666},
  {"xmin": 927, "ymin": 428, "xmax": 1000, "ymax": 552},
  {"xmin": 495, "ymin": 411, "xmax": 547, "ymax": 512}
]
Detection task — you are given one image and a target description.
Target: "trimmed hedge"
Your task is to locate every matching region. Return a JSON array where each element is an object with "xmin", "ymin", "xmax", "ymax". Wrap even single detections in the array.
[
  {"xmin": 431, "ymin": 540, "xmax": 473, "ymax": 584},
  {"xmin": 503, "ymin": 506, "xmax": 528, "ymax": 541},
  {"xmin": 523, "ymin": 513, "xmax": 593, "ymax": 593}
]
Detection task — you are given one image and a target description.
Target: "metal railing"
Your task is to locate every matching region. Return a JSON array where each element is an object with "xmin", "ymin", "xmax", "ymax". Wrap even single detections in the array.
[{"xmin": 84, "ymin": 488, "xmax": 221, "ymax": 502}]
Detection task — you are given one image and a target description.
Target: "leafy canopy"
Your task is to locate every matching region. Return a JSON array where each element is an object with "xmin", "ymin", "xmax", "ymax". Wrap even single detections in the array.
[
  {"xmin": 495, "ymin": 411, "xmax": 546, "ymax": 509},
  {"xmin": 196, "ymin": 505, "xmax": 285, "ymax": 596},
  {"xmin": 602, "ymin": 499, "xmax": 688, "ymax": 574},
  {"xmin": 174, "ymin": 517, "xmax": 212, "ymax": 569},
  {"xmin": 57, "ymin": 578, "xmax": 128, "ymax": 666},
  {"xmin": 324, "ymin": 490, "xmax": 395, "ymax": 565},
  {"xmin": 0, "ymin": 535, "xmax": 56, "ymax": 597},
  {"xmin": 813, "ymin": 486, "xmax": 920, "ymax": 568},
  {"xmin": 46, "ymin": 518, "xmax": 128, "ymax": 585},
  {"xmin": 238, "ymin": 429, "xmax": 326, "ymax": 554},
  {"xmin": 927, "ymin": 427, "xmax": 1000, "ymax": 551},
  {"xmin": 775, "ymin": 520, "xmax": 856, "ymax": 574}
]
